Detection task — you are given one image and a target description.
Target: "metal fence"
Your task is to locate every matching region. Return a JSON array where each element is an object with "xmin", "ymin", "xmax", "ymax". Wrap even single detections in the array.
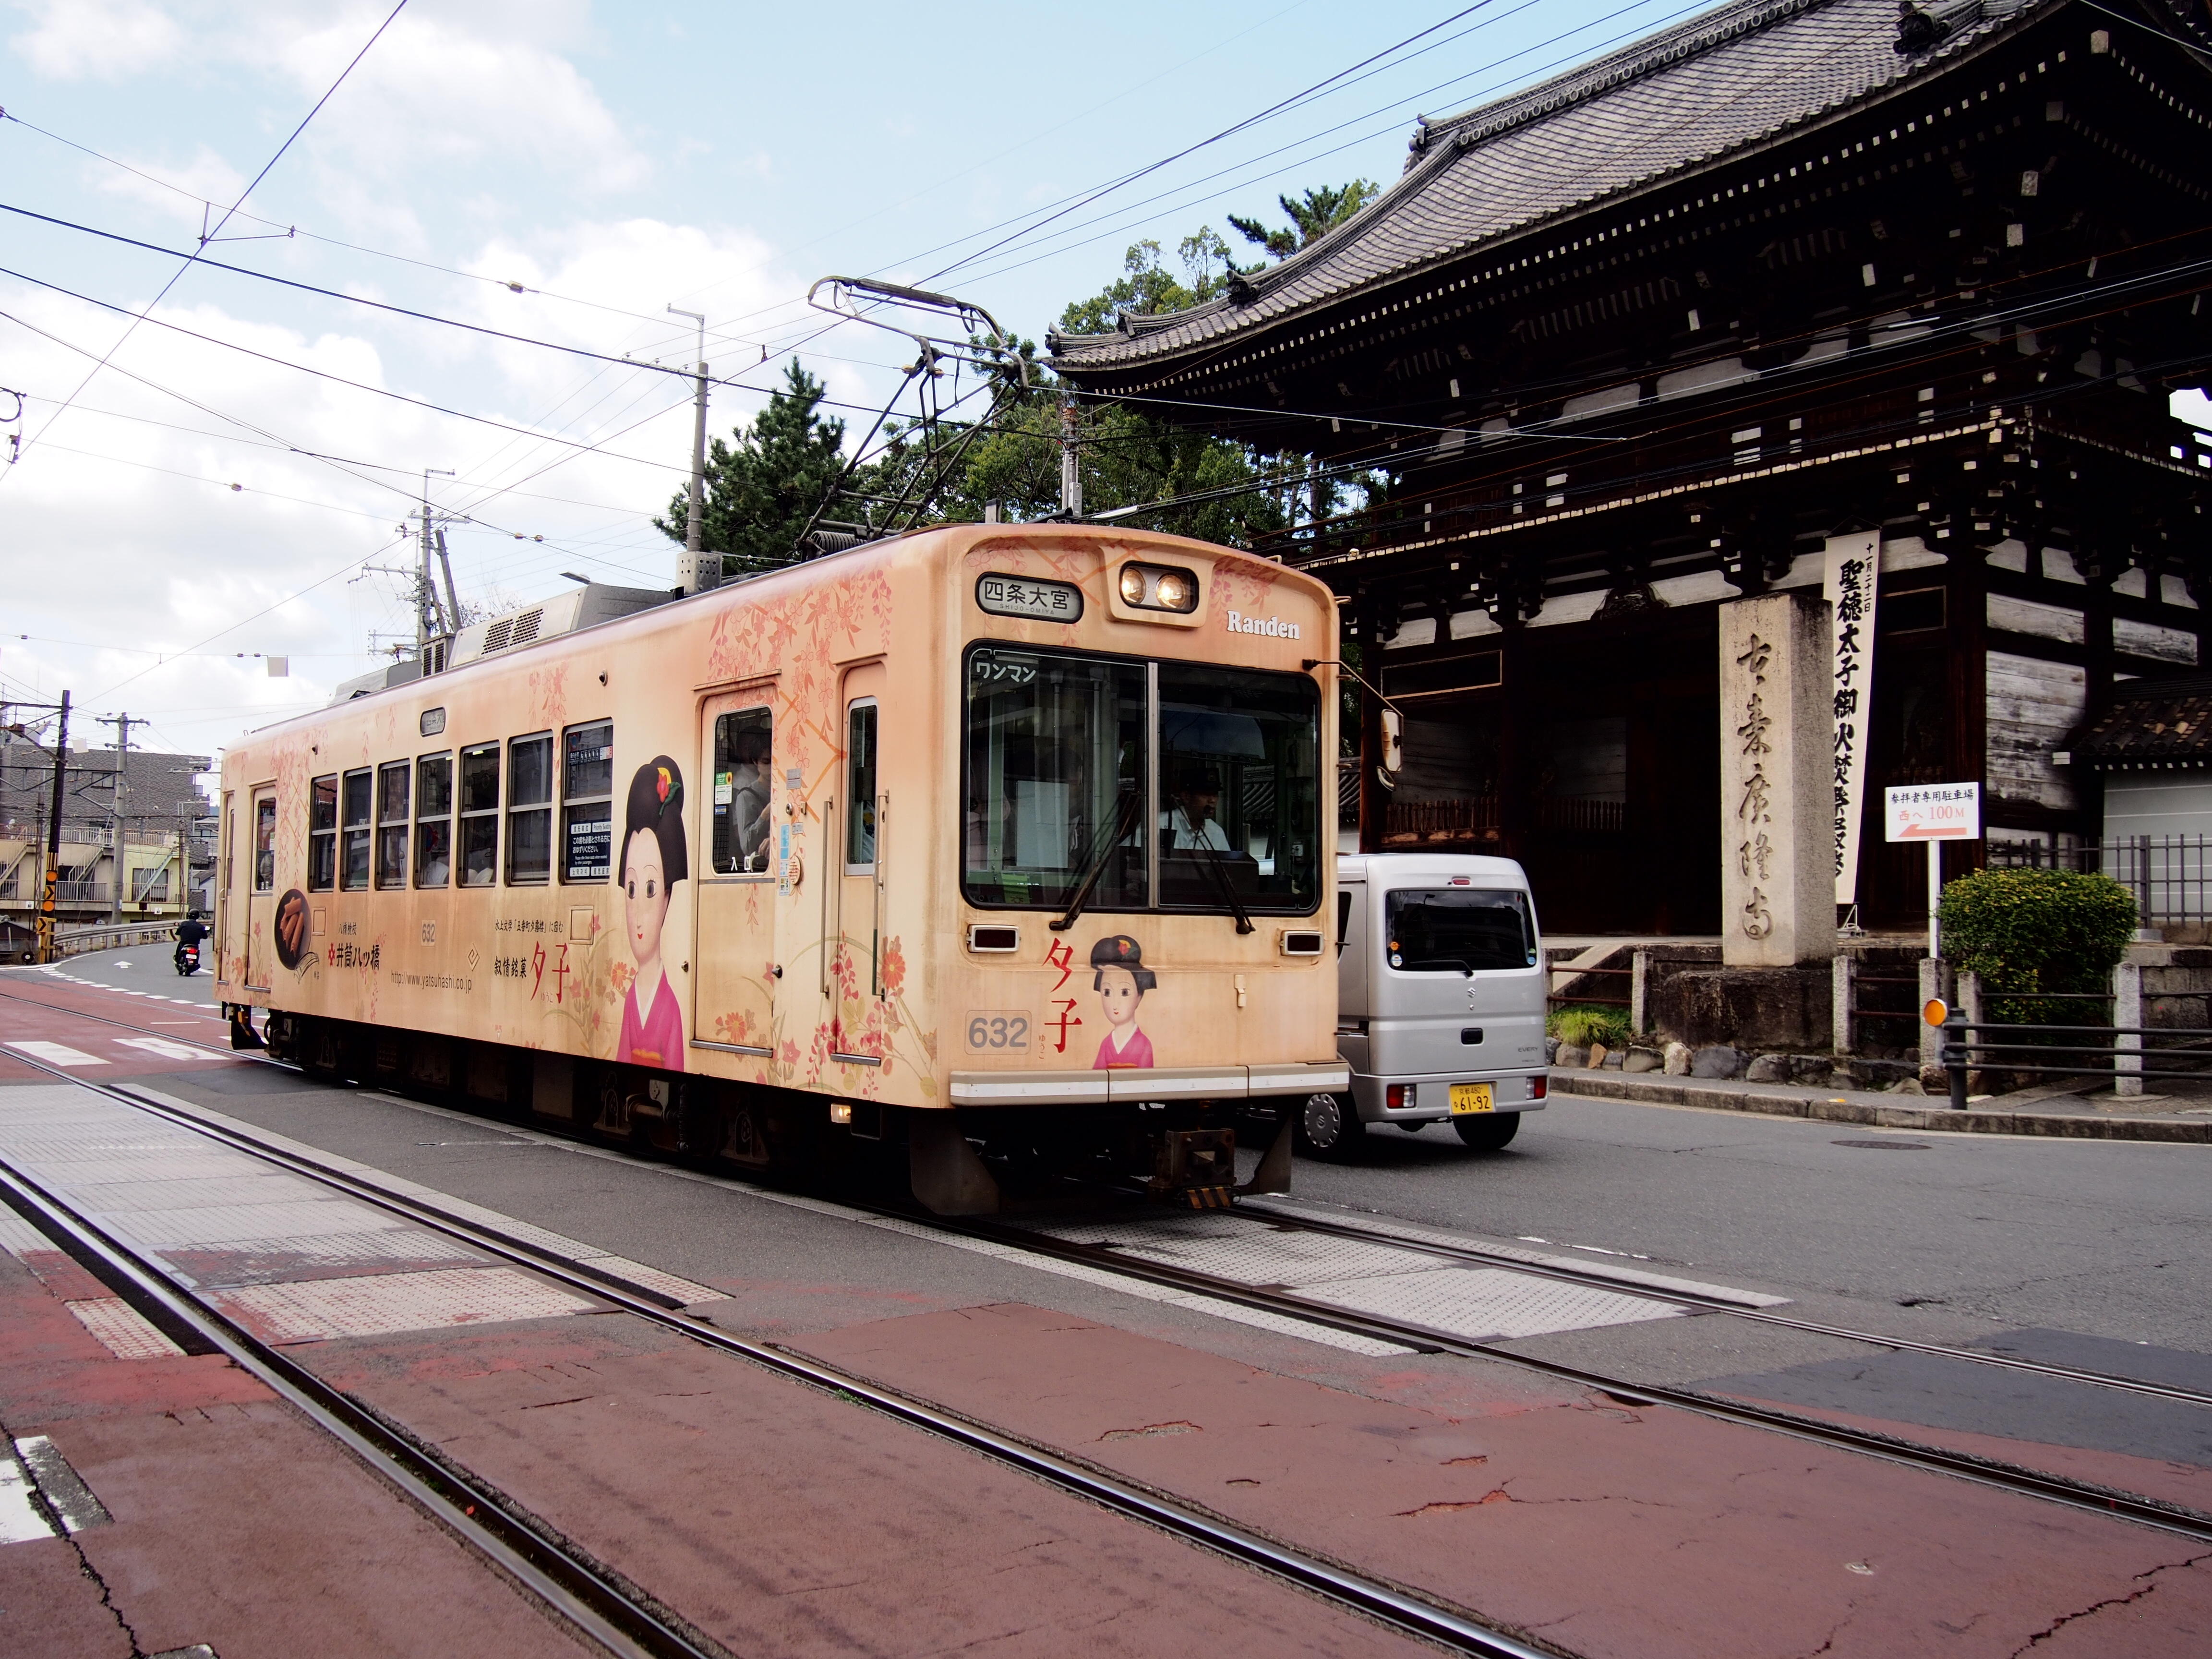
[
  {"xmin": 1988, "ymin": 835, "xmax": 2212, "ymax": 925},
  {"xmin": 54, "ymin": 919, "xmax": 181, "ymax": 957},
  {"xmin": 1938, "ymin": 1019, "xmax": 2212, "ymax": 1108}
]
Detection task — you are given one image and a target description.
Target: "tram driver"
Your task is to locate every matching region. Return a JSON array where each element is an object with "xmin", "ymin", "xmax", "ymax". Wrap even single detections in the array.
[{"xmin": 1165, "ymin": 760, "xmax": 1231, "ymax": 852}]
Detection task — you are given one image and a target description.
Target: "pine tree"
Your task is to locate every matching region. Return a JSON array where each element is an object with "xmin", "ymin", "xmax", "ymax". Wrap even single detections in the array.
[
  {"xmin": 1227, "ymin": 180, "xmax": 1381, "ymax": 259},
  {"xmin": 654, "ymin": 360, "xmax": 853, "ymax": 574}
]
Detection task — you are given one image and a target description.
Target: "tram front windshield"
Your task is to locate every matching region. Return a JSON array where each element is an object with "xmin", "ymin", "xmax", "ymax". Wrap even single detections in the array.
[{"xmin": 963, "ymin": 645, "xmax": 1320, "ymax": 914}]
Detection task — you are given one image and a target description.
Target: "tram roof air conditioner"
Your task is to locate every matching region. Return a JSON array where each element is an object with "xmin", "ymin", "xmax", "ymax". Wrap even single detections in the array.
[{"xmin": 447, "ymin": 581, "xmax": 672, "ymax": 669}]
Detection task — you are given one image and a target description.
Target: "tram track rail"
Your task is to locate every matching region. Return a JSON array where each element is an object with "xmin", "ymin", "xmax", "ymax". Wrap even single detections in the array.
[
  {"xmin": 0, "ymin": 1021, "xmax": 1559, "ymax": 1659},
  {"xmin": 7, "ymin": 973, "xmax": 2212, "ymax": 1554},
  {"xmin": 16, "ymin": 975, "xmax": 2204, "ymax": 1411}
]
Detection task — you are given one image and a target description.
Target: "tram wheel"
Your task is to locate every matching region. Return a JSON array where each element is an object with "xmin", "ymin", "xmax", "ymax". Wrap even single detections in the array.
[
  {"xmin": 1294, "ymin": 1092, "xmax": 1365, "ymax": 1162},
  {"xmin": 1452, "ymin": 1112, "xmax": 1521, "ymax": 1153}
]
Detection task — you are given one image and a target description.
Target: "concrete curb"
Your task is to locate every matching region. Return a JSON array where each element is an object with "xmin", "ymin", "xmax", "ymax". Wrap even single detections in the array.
[{"xmin": 1550, "ymin": 1070, "xmax": 2212, "ymax": 1143}]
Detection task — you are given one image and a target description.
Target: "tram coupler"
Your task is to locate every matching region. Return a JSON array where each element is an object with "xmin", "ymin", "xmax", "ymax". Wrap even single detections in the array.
[{"xmin": 1148, "ymin": 1127, "xmax": 1238, "ymax": 1208}]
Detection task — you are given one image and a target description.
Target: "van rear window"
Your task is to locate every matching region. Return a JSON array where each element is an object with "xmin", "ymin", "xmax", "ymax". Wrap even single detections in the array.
[{"xmin": 1384, "ymin": 889, "xmax": 1535, "ymax": 972}]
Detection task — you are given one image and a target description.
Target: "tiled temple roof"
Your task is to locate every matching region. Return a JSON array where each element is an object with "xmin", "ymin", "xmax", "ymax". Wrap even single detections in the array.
[{"xmin": 1051, "ymin": 0, "xmax": 2050, "ymax": 372}]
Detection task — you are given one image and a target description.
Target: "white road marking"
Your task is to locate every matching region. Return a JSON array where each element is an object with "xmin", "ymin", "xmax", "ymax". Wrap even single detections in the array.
[
  {"xmin": 5, "ymin": 1042, "xmax": 108, "ymax": 1068},
  {"xmin": 113, "ymin": 1037, "xmax": 206, "ymax": 1062},
  {"xmin": 0, "ymin": 1453, "xmax": 55, "ymax": 1545},
  {"xmin": 13, "ymin": 1438, "xmax": 110, "ymax": 1533}
]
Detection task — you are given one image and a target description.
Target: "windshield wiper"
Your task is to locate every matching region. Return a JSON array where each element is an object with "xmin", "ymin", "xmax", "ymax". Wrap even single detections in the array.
[
  {"xmin": 1049, "ymin": 788, "xmax": 1143, "ymax": 933},
  {"xmin": 1404, "ymin": 956, "xmax": 1474, "ymax": 976},
  {"xmin": 1187, "ymin": 837, "xmax": 1255, "ymax": 935}
]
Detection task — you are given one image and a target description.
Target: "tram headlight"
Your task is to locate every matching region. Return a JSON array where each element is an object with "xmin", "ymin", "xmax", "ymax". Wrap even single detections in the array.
[{"xmin": 1116, "ymin": 562, "xmax": 1201, "ymax": 614}]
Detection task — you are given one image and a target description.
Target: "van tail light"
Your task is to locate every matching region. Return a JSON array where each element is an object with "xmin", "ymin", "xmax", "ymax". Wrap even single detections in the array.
[
  {"xmin": 1529, "ymin": 1076, "xmax": 1548, "ymax": 1100},
  {"xmin": 1386, "ymin": 1083, "xmax": 1415, "ymax": 1109}
]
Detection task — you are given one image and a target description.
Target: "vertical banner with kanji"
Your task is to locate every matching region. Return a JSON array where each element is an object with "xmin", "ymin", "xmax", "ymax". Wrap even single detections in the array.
[{"xmin": 1823, "ymin": 531, "xmax": 1880, "ymax": 907}]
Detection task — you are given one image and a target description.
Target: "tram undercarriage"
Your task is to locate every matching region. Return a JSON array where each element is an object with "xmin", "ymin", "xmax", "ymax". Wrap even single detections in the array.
[{"xmin": 248, "ymin": 1009, "xmax": 1295, "ymax": 1214}]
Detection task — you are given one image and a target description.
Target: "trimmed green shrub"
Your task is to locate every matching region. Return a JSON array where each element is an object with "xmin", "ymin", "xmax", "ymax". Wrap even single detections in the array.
[
  {"xmin": 1547, "ymin": 1004, "xmax": 1632, "ymax": 1050},
  {"xmin": 1937, "ymin": 867, "xmax": 2138, "ymax": 1027}
]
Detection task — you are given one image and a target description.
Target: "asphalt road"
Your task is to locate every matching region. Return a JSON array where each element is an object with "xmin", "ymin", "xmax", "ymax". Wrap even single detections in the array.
[
  {"xmin": 1288, "ymin": 1094, "xmax": 2212, "ymax": 1353},
  {"xmin": 52, "ymin": 943, "xmax": 218, "ymax": 1008}
]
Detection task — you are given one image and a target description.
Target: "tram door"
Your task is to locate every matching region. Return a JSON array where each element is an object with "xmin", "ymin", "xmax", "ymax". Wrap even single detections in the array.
[
  {"xmin": 694, "ymin": 693, "xmax": 779, "ymax": 1060},
  {"xmin": 834, "ymin": 664, "xmax": 886, "ymax": 1059},
  {"xmin": 244, "ymin": 787, "xmax": 277, "ymax": 991}
]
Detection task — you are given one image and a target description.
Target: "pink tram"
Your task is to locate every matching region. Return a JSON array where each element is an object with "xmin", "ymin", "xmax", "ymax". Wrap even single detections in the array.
[{"xmin": 215, "ymin": 524, "xmax": 1348, "ymax": 1211}]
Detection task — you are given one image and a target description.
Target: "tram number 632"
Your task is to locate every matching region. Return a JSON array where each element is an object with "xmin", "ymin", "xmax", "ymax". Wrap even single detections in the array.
[{"xmin": 965, "ymin": 1011, "xmax": 1031, "ymax": 1053}]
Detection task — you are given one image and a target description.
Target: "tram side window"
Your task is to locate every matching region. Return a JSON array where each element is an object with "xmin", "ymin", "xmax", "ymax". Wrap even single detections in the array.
[
  {"xmin": 845, "ymin": 701, "xmax": 878, "ymax": 868},
  {"xmin": 713, "ymin": 709, "xmax": 772, "ymax": 875},
  {"xmin": 307, "ymin": 775, "xmax": 337, "ymax": 890},
  {"xmin": 459, "ymin": 743, "xmax": 500, "ymax": 887},
  {"xmin": 375, "ymin": 761, "xmax": 409, "ymax": 887},
  {"xmin": 254, "ymin": 796, "xmax": 277, "ymax": 893},
  {"xmin": 415, "ymin": 752, "xmax": 453, "ymax": 889},
  {"xmin": 340, "ymin": 769, "xmax": 372, "ymax": 890},
  {"xmin": 506, "ymin": 732, "xmax": 553, "ymax": 885},
  {"xmin": 561, "ymin": 721, "xmax": 614, "ymax": 883}
]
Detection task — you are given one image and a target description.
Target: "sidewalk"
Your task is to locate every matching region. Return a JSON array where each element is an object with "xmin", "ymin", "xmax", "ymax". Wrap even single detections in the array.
[{"xmin": 1550, "ymin": 1068, "xmax": 2212, "ymax": 1142}]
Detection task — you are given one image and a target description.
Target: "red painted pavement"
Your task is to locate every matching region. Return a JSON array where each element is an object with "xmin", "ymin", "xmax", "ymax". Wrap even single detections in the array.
[
  {"xmin": 1717, "ymin": 1389, "xmax": 2212, "ymax": 1515},
  {"xmin": 308, "ymin": 1316, "xmax": 1438, "ymax": 1658},
  {"xmin": 785, "ymin": 1300, "xmax": 2212, "ymax": 1659},
  {"xmin": 0, "ymin": 974, "xmax": 240, "ymax": 1084},
  {"xmin": 0, "ymin": 1241, "xmax": 594, "ymax": 1657}
]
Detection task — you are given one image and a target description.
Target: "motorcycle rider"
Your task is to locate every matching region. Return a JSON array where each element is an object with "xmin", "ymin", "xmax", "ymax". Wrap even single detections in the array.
[{"xmin": 173, "ymin": 909, "xmax": 209, "ymax": 974}]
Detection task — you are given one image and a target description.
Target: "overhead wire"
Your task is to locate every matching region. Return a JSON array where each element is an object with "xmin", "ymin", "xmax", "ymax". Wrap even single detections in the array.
[{"xmin": 6, "ymin": 0, "xmax": 409, "ymax": 480}]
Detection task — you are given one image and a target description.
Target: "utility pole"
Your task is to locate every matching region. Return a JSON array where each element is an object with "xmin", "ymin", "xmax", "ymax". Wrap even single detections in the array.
[
  {"xmin": 1059, "ymin": 400, "xmax": 1083, "ymax": 518},
  {"xmin": 417, "ymin": 468, "xmax": 455, "ymax": 656},
  {"xmin": 667, "ymin": 305, "xmax": 713, "ymax": 593},
  {"xmin": 98, "ymin": 711, "xmax": 131, "ymax": 921},
  {"xmin": 38, "ymin": 692, "xmax": 68, "ymax": 964}
]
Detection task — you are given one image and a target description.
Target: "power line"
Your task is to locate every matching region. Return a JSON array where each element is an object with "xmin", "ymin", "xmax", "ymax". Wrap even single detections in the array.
[
  {"xmin": 947, "ymin": 0, "xmax": 1713, "ymax": 295},
  {"xmin": 6, "ymin": 0, "xmax": 409, "ymax": 479},
  {"xmin": 0, "ymin": 263, "xmax": 695, "ymax": 475},
  {"xmin": 0, "ymin": 107, "xmax": 789, "ymax": 351}
]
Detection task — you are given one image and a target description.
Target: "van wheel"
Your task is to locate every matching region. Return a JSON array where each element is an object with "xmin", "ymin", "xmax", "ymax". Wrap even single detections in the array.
[
  {"xmin": 1295, "ymin": 1093, "xmax": 1365, "ymax": 1161},
  {"xmin": 1453, "ymin": 1112, "xmax": 1521, "ymax": 1152}
]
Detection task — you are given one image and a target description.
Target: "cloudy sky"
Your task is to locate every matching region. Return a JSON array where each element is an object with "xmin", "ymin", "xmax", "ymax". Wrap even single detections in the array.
[{"xmin": 2, "ymin": 0, "xmax": 2203, "ymax": 772}]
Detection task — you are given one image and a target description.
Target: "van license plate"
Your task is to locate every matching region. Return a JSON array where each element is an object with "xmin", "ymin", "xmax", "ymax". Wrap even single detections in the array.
[{"xmin": 1449, "ymin": 1083, "xmax": 1494, "ymax": 1115}]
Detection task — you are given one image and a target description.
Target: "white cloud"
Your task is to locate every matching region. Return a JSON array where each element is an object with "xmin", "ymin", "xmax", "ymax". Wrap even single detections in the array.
[
  {"xmin": 273, "ymin": 8, "xmax": 651, "ymax": 195},
  {"xmin": 9, "ymin": 0, "xmax": 186, "ymax": 80},
  {"xmin": 14, "ymin": 1, "xmax": 649, "ymax": 196}
]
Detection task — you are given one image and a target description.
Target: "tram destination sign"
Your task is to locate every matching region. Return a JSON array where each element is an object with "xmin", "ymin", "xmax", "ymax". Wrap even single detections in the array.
[
  {"xmin": 1884, "ymin": 782, "xmax": 1980, "ymax": 842},
  {"xmin": 976, "ymin": 574, "xmax": 1082, "ymax": 623}
]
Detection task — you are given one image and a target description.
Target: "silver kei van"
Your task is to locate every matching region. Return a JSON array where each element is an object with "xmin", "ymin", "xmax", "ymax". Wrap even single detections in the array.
[{"xmin": 1299, "ymin": 853, "xmax": 1548, "ymax": 1159}]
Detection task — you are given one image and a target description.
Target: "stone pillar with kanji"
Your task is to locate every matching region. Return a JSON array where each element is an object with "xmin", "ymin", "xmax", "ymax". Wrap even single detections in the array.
[{"xmin": 1718, "ymin": 593, "xmax": 1835, "ymax": 968}]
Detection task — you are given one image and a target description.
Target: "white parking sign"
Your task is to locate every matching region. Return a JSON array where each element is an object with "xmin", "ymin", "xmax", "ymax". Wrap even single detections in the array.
[{"xmin": 1884, "ymin": 782, "xmax": 1980, "ymax": 842}]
